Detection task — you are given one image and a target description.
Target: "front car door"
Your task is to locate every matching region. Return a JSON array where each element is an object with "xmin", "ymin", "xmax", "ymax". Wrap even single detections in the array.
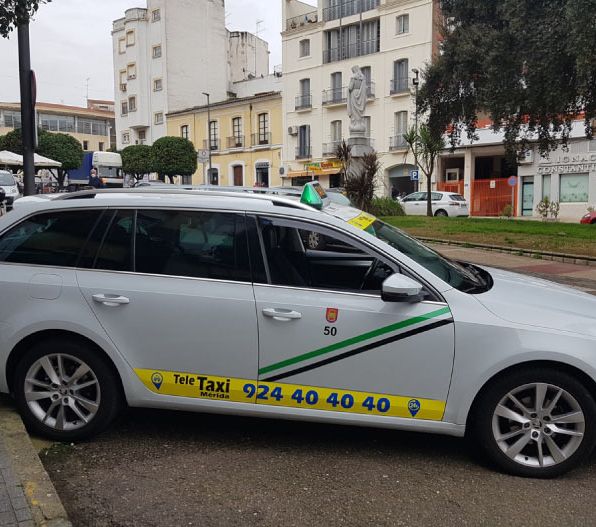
[
  {"xmin": 76, "ymin": 207, "xmax": 259, "ymax": 406},
  {"xmin": 250, "ymin": 215, "xmax": 455, "ymax": 422}
]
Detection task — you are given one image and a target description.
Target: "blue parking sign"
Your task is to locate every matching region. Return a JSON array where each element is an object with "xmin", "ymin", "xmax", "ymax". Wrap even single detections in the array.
[{"xmin": 410, "ymin": 170, "xmax": 420, "ymax": 181}]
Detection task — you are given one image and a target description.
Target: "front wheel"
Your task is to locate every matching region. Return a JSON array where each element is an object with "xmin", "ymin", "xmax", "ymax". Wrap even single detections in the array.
[
  {"xmin": 14, "ymin": 338, "xmax": 122, "ymax": 441},
  {"xmin": 472, "ymin": 368, "xmax": 596, "ymax": 478}
]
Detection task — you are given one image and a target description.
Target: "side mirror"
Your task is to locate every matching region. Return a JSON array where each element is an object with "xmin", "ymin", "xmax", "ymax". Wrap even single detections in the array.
[{"xmin": 382, "ymin": 274, "xmax": 424, "ymax": 303}]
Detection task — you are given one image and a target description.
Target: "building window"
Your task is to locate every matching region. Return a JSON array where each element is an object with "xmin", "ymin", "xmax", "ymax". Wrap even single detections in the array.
[
  {"xmin": 127, "ymin": 63, "xmax": 136, "ymax": 80},
  {"xmin": 330, "ymin": 120, "xmax": 342, "ymax": 147},
  {"xmin": 232, "ymin": 117, "xmax": 242, "ymax": 147},
  {"xmin": 138, "ymin": 129, "xmax": 147, "ymax": 141},
  {"xmin": 152, "ymin": 45, "xmax": 162, "ymax": 59},
  {"xmin": 560, "ymin": 174, "xmax": 589, "ymax": 203},
  {"xmin": 83, "ymin": 140, "xmax": 89, "ymax": 151},
  {"xmin": 121, "ymin": 101, "xmax": 128, "ymax": 116},
  {"xmin": 154, "ymin": 112, "xmax": 164, "ymax": 125},
  {"xmin": 323, "ymin": 20, "xmax": 380, "ymax": 64},
  {"xmin": 299, "ymin": 39, "xmax": 310, "ymax": 58},
  {"xmin": 296, "ymin": 78, "xmax": 311, "ymax": 109},
  {"xmin": 118, "ymin": 38, "xmax": 126, "ymax": 54},
  {"xmin": 542, "ymin": 175, "xmax": 551, "ymax": 200},
  {"xmin": 126, "ymin": 30, "xmax": 135, "ymax": 46},
  {"xmin": 209, "ymin": 120, "xmax": 219, "ymax": 150},
  {"xmin": 152, "ymin": 9, "xmax": 161, "ymax": 22},
  {"xmin": 98, "ymin": 142, "xmax": 105, "ymax": 152},
  {"xmin": 396, "ymin": 14, "xmax": 410, "ymax": 34},
  {"xmin": 39, "ymin": 114, "xmax": 75, "ymax": 133},
  {"xmin": 153, "ymin": 78, "xmax": 163, "ymax": 92},
  {"xmin": 128, "ymin": 96, "xmax": 137, "ymax": 112},
  {"xmin": 180, "ymin": 125, "xmax": 189, "ymax": 139},
  {"xmin": 122, "ymin": 132, "xmax": 130, "ymax": 145},
  {"xmin": 258, "ymin": 113, "xmax": 269, "ymax": 144},
  {"xmin": 76, "ymin": 118, "xmax": 107, "ymax": 136},
  {"xmin": 391, "ymin": 59, "xmax": 409, "ymax": 93},
  {"xmin": 297, "ymin": 125, "xmax": 311, "ymax": 159}
]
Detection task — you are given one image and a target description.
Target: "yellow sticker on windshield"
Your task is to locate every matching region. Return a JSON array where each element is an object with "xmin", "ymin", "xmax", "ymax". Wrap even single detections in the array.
[{"xmin": 348, "ymin": 212, "xmax": 376, "ymax": 230}]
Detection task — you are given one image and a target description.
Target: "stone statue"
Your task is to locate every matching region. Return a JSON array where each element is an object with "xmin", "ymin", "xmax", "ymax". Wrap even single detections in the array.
[{"xmin": 347, "ymin": 65, "xmax": 368, "ymax": 134}]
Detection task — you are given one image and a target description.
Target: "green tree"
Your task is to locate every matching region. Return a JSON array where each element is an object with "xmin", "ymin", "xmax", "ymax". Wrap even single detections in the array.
[
  {"xmin": 151, "ymin": 137, "xmax": 197, "ymax": 184},
  {"xmin": 37, "ymin": 132, "xmax": 84, "ymax": 189},
  {"xmin": 344, "ymin": 151, "xmax": 381, "ymax": 213},
  {"xmin": 419, "ymin": 0, "xmax": 596, "ymax": 161},
  {"xmin": 403, "ymin": 125, "xmax": 445, "ymax": 217},
  {"xmin": 0, "ymin": 0, "xmax": 50, "ymax": 37},
  {"xmin": 121, "ymin": 145, "xmax": 156, "ymax": 186},
  {"xmin": 1, "ymin": 128, "xmax": 24, "ymax": 155},
  {"xmin": 0, "ymin": 134, "xmax": 5, "ymax": 151}
]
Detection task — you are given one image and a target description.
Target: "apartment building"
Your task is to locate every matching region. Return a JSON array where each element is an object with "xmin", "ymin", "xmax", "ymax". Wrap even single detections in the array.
[
  {"xmin": 0, "ymin": 101, "xmax": 116, "ymax": 152},
  {"xmin": 112, "ymin": 0, "xmax": 269, "ymax": 150},
  {"xmin": 282, "ymin": 0, "xmax": 440, "ymax": 193}
]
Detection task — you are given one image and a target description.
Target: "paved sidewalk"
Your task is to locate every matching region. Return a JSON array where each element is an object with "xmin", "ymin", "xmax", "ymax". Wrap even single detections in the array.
[
  {"xmin": 430, "ymin": 243, "xmax": 596, "ymax": 294},
  {"xmin": 0, "ymin": 437, "xmax": 34, "ymax": 527}
]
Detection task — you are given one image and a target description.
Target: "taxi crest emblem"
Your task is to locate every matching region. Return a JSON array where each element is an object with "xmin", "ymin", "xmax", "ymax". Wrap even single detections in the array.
[{"xmin": 326, "ymin": 308, "xmax": 339, "ymax": 324}]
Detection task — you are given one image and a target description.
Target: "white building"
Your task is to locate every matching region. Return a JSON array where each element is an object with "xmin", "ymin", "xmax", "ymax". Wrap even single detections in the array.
[
  {"xmin": 281, "ymin": 0, "xmax": 440, "ymax": 192},
  {"xmin": 112, "ymin": 0, "xmax": 269, "ymax": 150}
]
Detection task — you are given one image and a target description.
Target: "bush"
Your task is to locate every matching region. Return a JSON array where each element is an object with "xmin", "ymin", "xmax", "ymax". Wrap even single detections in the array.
[{"xmin": 370, "ymin": 197, "xmax": 405, "ymax": 217}]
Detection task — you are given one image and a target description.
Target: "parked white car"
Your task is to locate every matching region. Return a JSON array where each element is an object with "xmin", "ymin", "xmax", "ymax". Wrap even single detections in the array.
[
  {"xmin": 0, "ymin": 171, "xmax": 21, "ymax": 209},
  {"xmin": 0, "ymin": 184, "xmax": 595, "ymax": 478},
  {"xmin": 400, "ymin": 191, "xmax": 469, "ymax": 217}
]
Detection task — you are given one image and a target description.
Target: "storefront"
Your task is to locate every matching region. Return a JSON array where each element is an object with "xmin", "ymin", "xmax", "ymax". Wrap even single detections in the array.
[{"xmin": 288, "ymin": 160, "xmax": 343, "ymax": 188}]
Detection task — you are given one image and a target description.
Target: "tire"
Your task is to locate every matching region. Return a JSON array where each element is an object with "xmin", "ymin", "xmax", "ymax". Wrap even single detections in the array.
[
  {"xmin": 434, "ymin": 209, "xmax": 449, "ymax": 217},
  {"xmin": 306, "ymin": 231, "xmax": 326, "ymax": 250},
  {"xmin": 472, "ymin": 367, "xmax": 596, "ymax": 478},
  {"xmin": 13, "ymin": 338, "xmax": 122, "ymax": 441}
]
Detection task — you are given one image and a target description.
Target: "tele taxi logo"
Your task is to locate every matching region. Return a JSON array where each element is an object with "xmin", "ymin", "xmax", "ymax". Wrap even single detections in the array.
[
  {"xmin": 151, "ymin": 372, "xmax": 163, "ymax": 390},
  {"xmin": 408, "ymin": 399, "xmax": 421, "ymax": 417},
  {"xmin": 326, "ymin": 308, "xmax": 339, "ymax": 324}
]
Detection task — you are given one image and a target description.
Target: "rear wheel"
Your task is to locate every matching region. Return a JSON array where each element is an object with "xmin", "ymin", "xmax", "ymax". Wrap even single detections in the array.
[
  {"xmin": 434, "ymin": 209, "xmax": 449, "ymax": 217},
  {"xmin": 472, "ymin": 368, "xmax": 596, "ymax": 478},
  {"xmin": 14, "ymin": 338, "xmax": 122, "ymax": 441}
]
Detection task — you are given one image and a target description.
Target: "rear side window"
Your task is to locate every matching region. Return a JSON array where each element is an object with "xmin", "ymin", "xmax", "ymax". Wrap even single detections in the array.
[
  {"xmin": 134, "ymin": 209, "xmax": 250, "ymax": 282},
  {"xmin": 94, "ymin": 210, "xmax": 135, "ymax": 272},
  {"xmin": 431, "ymin": 193, "xmax": 442, "ymax": 201},
  {"xmin": 0, "ymin": 210, "xmax": 102, "ymax": 267},
  {"xmin": 449, "ymin": 194, "xmax": 466, "ymax": 202}
]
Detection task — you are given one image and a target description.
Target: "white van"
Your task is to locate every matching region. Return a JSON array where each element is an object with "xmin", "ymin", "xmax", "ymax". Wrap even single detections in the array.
[{"xmin": 0, "ymin": 171, "xmax": 20, "ymax": 209}]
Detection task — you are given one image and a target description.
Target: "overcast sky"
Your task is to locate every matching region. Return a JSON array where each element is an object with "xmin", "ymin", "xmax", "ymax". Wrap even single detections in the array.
[{"xmin": 0, "ymin": 0, "xmax": 316, "ymax": 107}]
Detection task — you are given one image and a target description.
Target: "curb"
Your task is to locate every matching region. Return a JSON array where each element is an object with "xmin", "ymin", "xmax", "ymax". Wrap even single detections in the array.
[
  {"xmin": 418, "ymin": 237, "xmax": 596, "ymax": 267},
  {"xmin": 0, "ymin": 397, "xmax": 71, "ymax": 527}
]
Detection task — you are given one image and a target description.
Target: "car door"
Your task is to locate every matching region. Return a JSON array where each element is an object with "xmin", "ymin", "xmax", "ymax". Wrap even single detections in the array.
[
  {"xmin": 76, "ymin": 208, "xmax": 259, "ymax": 405},
  {"xmin": 401, "ymin": 193, "xmax": 419, "ymax": 215},
  {"xmin": 251, "ymin": 215, "xmax": 455, "ymax": 422}
]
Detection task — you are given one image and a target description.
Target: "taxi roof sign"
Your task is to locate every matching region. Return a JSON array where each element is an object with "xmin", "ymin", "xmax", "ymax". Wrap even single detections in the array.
[{"xmin": 300, "ymin": 182, "xmax": 328, "ymax": 210}]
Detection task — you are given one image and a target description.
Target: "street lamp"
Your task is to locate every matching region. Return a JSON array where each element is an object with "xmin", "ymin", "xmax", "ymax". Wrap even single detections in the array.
[
  {"xmin": 412, "ymin": 68, "xmax": 420, "ymax": 192},
  {"xmin": 202, "ymin": 92, "xmax": 213, "ymax": 185}
]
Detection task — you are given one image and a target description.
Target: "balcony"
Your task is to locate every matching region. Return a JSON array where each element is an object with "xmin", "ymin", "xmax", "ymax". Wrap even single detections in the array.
[
  {"xmin": 390, "ymin": 77, "xmax": 410, "ymax": 95},
  {"xmin": 322, "ymin": 87, "xmax": 347, "ymax": 106},
  {"xmin": 286, "ymin": 10, "xmax": 318, "ymax": 31},
  {"xmin": 389, "ymin": 135, "xmax": 408, "ymax": 151},
  {"xmin": 203, "ymin": 139, "xmax": 220, "ymax": 151},
  {"xmin": 227, "ymin": 135, "xmax": 245, "ymax": 149},
  {"xmin": 323, "ymin": 39, "xmax": 379, "ymax": 64},
  {"xmin": 295, "ymin": 146, "xmax": 312, "ymax": 160},
  {"xmin": 323, "ymin": 0, "xmax": 380, "ymax": 22},
  {"xmin": 295, "ymin": 94, "xmax": 312, "ymax": 111},
  {"xmin": 323, "ymin": 141, "xmax": 342, "ymax": 156},
  {"xmin": 252, "ymin": 132, "xmax": 272, "ymax": 147}
]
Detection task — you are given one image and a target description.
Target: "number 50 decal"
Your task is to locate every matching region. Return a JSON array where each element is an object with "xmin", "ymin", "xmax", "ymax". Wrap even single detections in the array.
[{"xmin": 323, "ymin": 326, "xmax": 338, "ymax": 336}]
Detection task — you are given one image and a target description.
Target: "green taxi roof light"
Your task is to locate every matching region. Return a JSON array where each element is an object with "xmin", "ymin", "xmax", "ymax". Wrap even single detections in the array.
[{"xmin": 300, "ymin": 183, "xmax": 324, "ymax": 210}]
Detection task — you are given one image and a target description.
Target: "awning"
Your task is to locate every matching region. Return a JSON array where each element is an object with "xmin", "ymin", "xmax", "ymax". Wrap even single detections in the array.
[
  {"xmin": 34, "ymin": 154, "xmax": 62, "ymax": 168},
  {"xmin": 0, "ymin": 151, "xmax": 62, "ymax": 168}
]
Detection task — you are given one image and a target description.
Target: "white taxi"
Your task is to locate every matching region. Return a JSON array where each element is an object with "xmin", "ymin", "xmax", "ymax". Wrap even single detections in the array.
[{"xmin": 0, "ymin": 183, "xmax": 594, "ymax": 478}]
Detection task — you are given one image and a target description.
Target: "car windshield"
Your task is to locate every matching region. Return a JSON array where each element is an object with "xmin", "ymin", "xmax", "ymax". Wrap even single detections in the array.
[
  {"xmin": 364, "ymin": 219, "xmax": 488, "ymax": 293},
  {"xmin": 0, "ymin": 173, "xmax": 15, "ymax": 186},
  {"xmin": 97, "ymin": 167, "xmax": 122, "ymax": 178},
  {"xmin": 327, "ymin": 192, "xmax": 352, "ymax": 206}
]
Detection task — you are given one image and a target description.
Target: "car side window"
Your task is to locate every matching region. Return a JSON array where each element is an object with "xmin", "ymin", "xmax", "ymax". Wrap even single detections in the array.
[
  {"xmin": 417, "ymin": 193, "xmax": 428, "ymax": 201},
  {"xmin": 94, "ymin": 210, "xmax": 135, "ymax": 272},
  {"xmin": 0, "ymin": 210, "xmax": 103, "ymax": 268},
  {"xmin": 134, "ymin": 209, "xmax": 250, "ymax": 282},
  {"xmin": 402, "ymin": 193, "xmax": 419, "ymax": 202},
  {"xmin": 257, "ymin": 217, "xmax": 396, "ymax": 293},
  {"xmin": 431, "ymin": 192, "xmax": 442, "ymax": 201}
]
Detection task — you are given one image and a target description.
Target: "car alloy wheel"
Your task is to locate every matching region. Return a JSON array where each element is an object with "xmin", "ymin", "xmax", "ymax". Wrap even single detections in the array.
[
  {"xmin": 24, "ymin": 353, "xmax": 101, "ymax": 431},
  {"xmin": 308, "ymin": 231, "xmax": 323, "ymax": 249},
  {"xmin": 491, "ymin": 382, "xmax": 584, "ymax": 469}
]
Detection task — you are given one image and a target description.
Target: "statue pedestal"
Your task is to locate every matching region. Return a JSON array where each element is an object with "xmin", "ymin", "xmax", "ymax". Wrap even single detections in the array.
[{"xmin": 348, "ymin": 134, "xmax": 373, "ymax": 158}]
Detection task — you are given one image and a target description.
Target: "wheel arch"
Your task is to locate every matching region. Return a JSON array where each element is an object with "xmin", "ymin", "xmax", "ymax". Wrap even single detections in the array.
[
  {"xmin": 434, "ymin": 209, "xmax": 448, "ymax": 217},
  {"xmin": 465, "ymin": 360, "xmax": 596, "ymax": 432},
  {"xmin": 6, "ymin": 329, "xmax": 127, "ymax": 401}
]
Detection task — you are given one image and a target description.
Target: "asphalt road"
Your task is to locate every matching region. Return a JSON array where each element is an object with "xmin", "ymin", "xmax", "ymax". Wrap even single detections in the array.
[{"xmin": 41, "ymin": 406, "xmax": 596, "ymax": 527}]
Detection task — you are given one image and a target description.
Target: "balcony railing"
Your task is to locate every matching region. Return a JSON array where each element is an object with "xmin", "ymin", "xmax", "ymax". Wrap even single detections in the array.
[
  {"xmin": 390, "ymin": 77, "xmax": 410, "ymax": 95},
  {"xmin": 389, "ymin": 135, "xmax": 408, "ymax": 150},
  {"xmin": 295, "ymin": 146, "xmax": 312, "ymax": 160},
  {"xmin": 323, "ymin": 141, "xmax": 342, "ymax": 156},
  {"xmin": 322, "ymin": 87, "xmax": 347, "ymax": 106},
  {"xmin": 286, "ymin": 10, "xmax": 318, "ymax": 31},
  {"xmin": 323, "ymin": 39, "xmax": 379, "ymax": 64},
  {"xmin": 295, "ymin": 94, "xmax": 313, "ymax": 110},
  {"xmin": 203, "ymin": 139, "xmax": 220, "ymax": 151},
  {"xmin": 323, "ymin": 0, "xmax": 380, "ymax": 22},
  {"xmin": 252, "ymin": 132, "xmax": 272, "ymax": 146},
  {"xmin": 227, "ymin": 135, "xmax": 245, "ymax": 149}
]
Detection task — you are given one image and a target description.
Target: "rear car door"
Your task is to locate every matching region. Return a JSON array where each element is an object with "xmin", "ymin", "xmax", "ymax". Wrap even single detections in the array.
[
  {"xmin": 250, "ymin": 215, "xmax": 455, "ymax": 422},
  {"xmin": 76, "ymin": 208, "xmax": 259, "ymax": 405}
]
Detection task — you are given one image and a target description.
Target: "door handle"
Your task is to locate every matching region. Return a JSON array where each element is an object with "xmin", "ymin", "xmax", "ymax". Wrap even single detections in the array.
[
  {"xmin": 92, "ymin": 294, "xmax": 130, "ymax": 307},
  {"xmin": 262, "ymin": 308, "xmax": 302, "ymax": 322}
]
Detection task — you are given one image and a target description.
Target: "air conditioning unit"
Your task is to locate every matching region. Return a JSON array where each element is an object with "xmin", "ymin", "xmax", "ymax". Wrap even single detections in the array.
[
  {"xmin": 288, "ymin": 126, "xmax": 299, "ymax": 136},
  {"xmin": 518, "ymin": 149, "xmax": 534, "ymax": 164}
]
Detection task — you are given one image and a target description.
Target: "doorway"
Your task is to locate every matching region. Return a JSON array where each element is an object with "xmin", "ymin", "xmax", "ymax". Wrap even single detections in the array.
[
  {"xmin": 522, "ymin": 178, "xmax": 534, "ymax": 216},
  {"xmin": 233, "ymin": 165, "xmax": 243, "ymax": 186}
]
